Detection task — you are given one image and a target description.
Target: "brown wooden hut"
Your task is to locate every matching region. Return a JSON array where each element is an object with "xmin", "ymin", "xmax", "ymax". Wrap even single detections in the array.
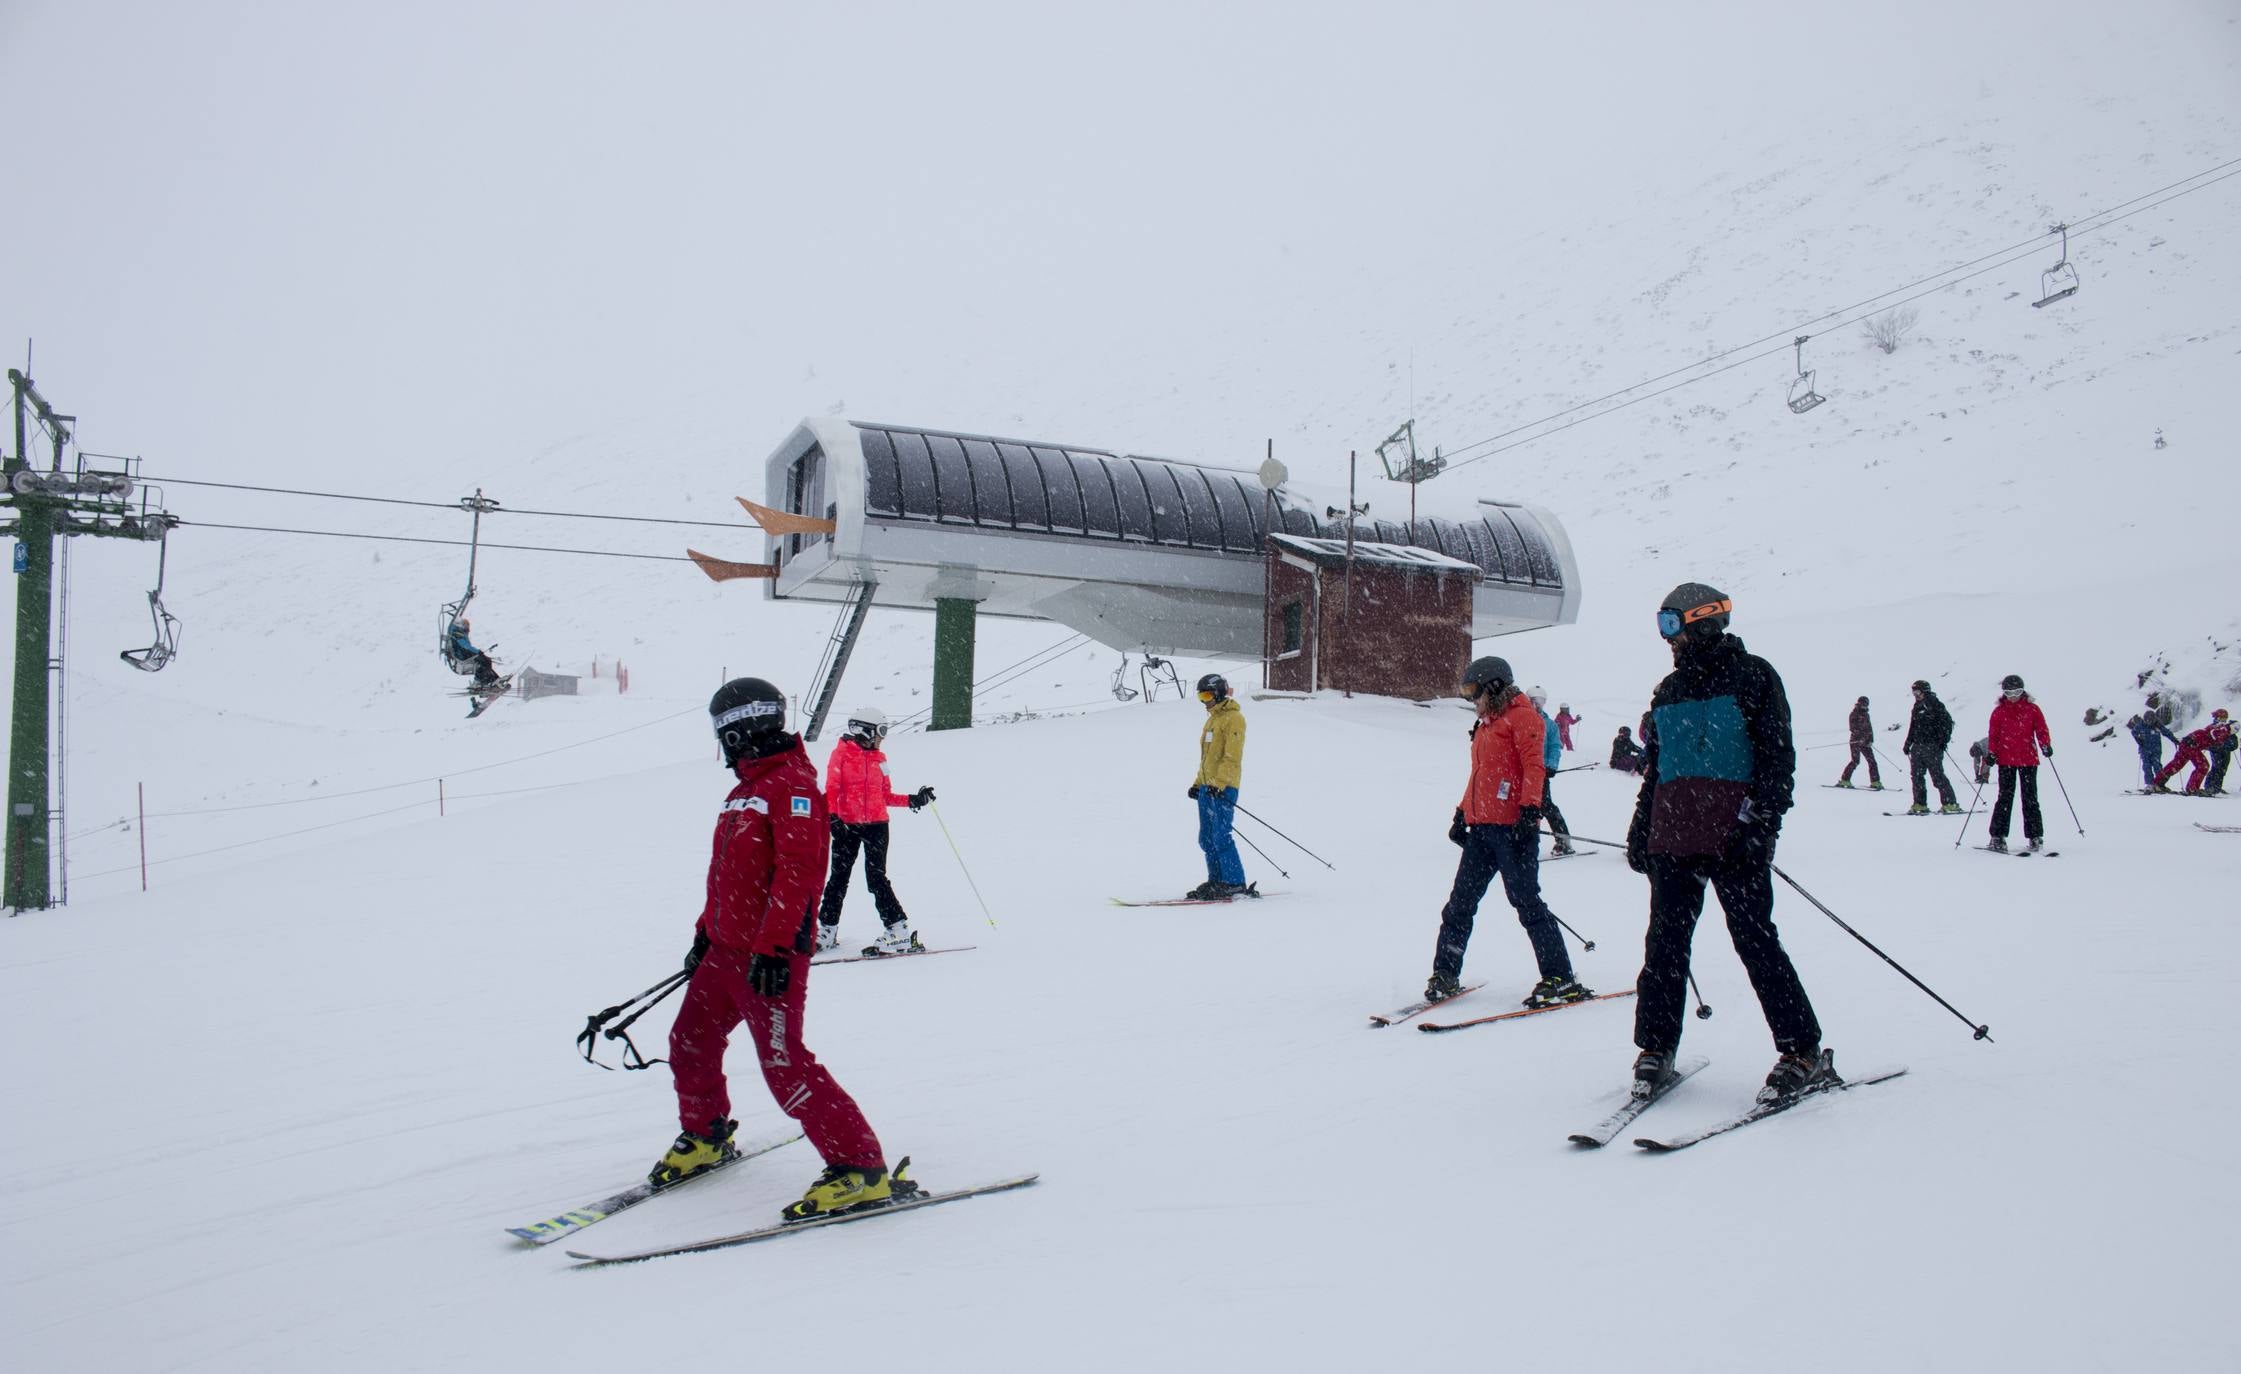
[{"xmin": 1263, "ymin": 533, "xmax": 1481, "ymax": 699}]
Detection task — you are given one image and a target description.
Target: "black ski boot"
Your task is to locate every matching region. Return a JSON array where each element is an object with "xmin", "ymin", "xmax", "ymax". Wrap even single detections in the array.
[
  {"xmin": 1424, "ymin": 970, "xmax": 1465, "ymax": 1004},
  {"xmin": 1522, "ymin": 974, "xmax": 1592, "ymax": 1009},
  {"xmin": 1631, "ymin": 1049, "xmax": 1678, "ymax": 1101},
  {"xmin": 1757, "ymin": 1048, "xmax": 1838, "ymax": 1105}
]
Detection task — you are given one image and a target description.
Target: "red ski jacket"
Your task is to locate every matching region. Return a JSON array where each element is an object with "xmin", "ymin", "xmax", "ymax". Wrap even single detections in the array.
[
  {"xmin": 1987, "ymin": 697, "xmax": 2051, "ymax": 767},
  {"xmin": 696, "ymin": 739, "xmax": 830, "ymax": 956},
  {"xmin": 2181, "ymin": 720, "xmax": 2233, "ymax": 753},
  {"xmin": 1459, "ymin": 693, "xmax": 1547, "ymax": 826},
  {"xmin": 824, "ymin": 738, "xmax": 910, "ymax": 824}
]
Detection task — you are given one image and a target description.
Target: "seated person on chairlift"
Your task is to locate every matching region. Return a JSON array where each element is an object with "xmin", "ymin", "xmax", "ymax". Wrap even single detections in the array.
[{"xmin": 446, "ymin": 616, "xmax": 503, "ymax": 691}]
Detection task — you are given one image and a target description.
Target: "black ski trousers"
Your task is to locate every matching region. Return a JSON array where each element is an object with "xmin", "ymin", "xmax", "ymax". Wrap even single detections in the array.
[
  {"xmin": 1432, "ymin": 823, "xmax": 1572, "ymax": 983},
  {"xmin": 1909, "ymin": 749, "xmax": 1956, "ymax": 808},
  {"xmin": 819, "ymin": 820, "xmax": 906, "ymax": 929},
  {"xmin": 1839, "ymin": 743, "xmax": 1881, "ymax": 786},
  {"xmin": 1990, "ymin": 765, "xmax": 2043, "ymax": 841},
  {"xmin": 1541, "ymin": 776, "xmax": 1571, "ymax": 844},
  {"xmin": 1634, "ymin": 853, "xmax": 1820, "ymax": 1058}
]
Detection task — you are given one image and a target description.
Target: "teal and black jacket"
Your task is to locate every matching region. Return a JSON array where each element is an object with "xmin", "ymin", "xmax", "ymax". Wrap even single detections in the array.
[{"xmin": 1628, "ymin": 633, "xmax": 1795, "ymax": 859}]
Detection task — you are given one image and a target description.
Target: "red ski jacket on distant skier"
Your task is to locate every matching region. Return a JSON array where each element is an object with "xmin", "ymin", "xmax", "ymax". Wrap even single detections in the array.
[
  {"xmin": 823, "ymin": 738, "xmax": 910, "ymax": 824},
  {"xmin": 1987, "ymin": 697, "xmax": 2052, "ymax": 767},
  {"xmin": 696, "ymin": 740, "xmax": 830, "ymax": 956}
]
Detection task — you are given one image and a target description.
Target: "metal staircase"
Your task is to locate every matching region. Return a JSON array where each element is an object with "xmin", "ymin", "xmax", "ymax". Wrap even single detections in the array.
[{"xmin": 802, "ymin": 578, "xmax": 877, "ymax": 742}]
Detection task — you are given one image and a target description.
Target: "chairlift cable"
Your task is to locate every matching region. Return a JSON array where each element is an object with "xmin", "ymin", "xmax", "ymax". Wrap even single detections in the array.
[
  {"xmin": 179, "ymin": 519, "xmax": 696, "ymax": 563},
  {"xmin": 137, "ymin": 473, "xmax": 751, "ymax": 530},
  {"xmin": 1441, "ymin": 159, "xmax": 2241, "ymax": 472},
  {"xmin": 1434, "ymin": 155, "xmax": 2241, "ymax": 470}
]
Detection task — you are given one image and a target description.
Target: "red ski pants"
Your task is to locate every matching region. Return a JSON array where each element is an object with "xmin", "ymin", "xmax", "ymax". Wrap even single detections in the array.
[
  {"xmin": 667, "ymin": 947, "xmax": 884, "ymax": 1170},
  {"xmin": 2154, "ymin": 745, "xmax": 2209, "ymax": 792}
]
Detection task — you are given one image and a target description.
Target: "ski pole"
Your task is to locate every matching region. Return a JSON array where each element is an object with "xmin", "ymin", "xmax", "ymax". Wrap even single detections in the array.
[
  {"xmin": 928, "ymin": 802, "xmax": 997, "ymax": 927},
  {"xmin": 1232, "ymin": 827, "xmax": 1290, "ymax": 880},
  {"xmin": 2043, "ymin": 756, "xmax": 2085, "ymax": 835},
  {"xmin": 1688, "ymin": 970, "xmax": 1713, "ymax": 1019},
  {"xmin": 1954, "ymin": 763, "xmax": 1990, "ymax": 849},
  {"xmin": 1233, "ymin": 802, "xmax": 1336, "ymax": 870},
  {"xmin": 1770, "ymin": 863, "xmax": 1992, "ymax": 1041},
  {"xmin": 577, "ymin": 968, "xmax": 691, "ymax": 1070},
  {"xmin": 1554, "ymin": 914, "xmax": 1596, "ymax": 953}
]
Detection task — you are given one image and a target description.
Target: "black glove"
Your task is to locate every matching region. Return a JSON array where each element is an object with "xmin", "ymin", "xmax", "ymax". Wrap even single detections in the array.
[
  {"xmin": 1727, "ymin": 799, "xmax": 1781, "ymax": 866},
  {"xmin": 1625, "ymin": 826, "xmax": 1649, "ymax": 874},
  {"xmin": 684, "ymin": 927, "xmax": 709, "ymax": 973},
  {"xmin": 1187, "ymin": 784, "xmax": 1202, "ymax": 800},
  {"xmin": 1448, "ymin": 807, "xmax": 1467, "ymax": 847},
  {"xmin": 747, "ymin": 952, "xmax": 791, "ymax": 999},
  {"xmin": 1518, "ymin": 804, "xmax": 1544, "ymax": 830},
  {"xmin": 2042, "ymin": 745, "xmax": 2053, "ymax": 758},
  {"xmin": 909, "ymin": 785, "xmax": 935, "ymax": 812}
]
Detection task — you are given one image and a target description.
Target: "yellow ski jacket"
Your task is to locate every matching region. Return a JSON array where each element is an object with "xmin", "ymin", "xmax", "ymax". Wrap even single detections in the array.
[{"xmin": 1195, "ymin": 698, "xmax": 1246, "ymax": 791}]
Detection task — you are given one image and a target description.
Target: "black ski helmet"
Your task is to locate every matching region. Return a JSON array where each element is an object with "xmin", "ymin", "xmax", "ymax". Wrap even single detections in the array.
[
  {"xmin": 709, "ymin": 677, "xmax": 787, "ymax": 765},
  {"xmin": 1196, "ymin": 673, "xmax": 1230, "ymax": 702},
  {"xmin": 1658, "ymin": 582, "xmax": 1731, "ymax": 638},
  {"xmin": 2000, "ymin": 674, "xmax": 2025, "ymax": 691},
  {"xmin": 1460, "ymin": 656, "xmax": 1512, "ymax": 697},
  {"xmin": 1911, "ymin": 679, "xmax": 1932, "ymax": 693}
]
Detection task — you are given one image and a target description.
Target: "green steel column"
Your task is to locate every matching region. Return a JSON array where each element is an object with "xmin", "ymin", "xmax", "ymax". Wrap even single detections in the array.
[
  {"xmin": 930, "ymin": 596, "xmax": 977, "ymax": 731},
  {"xmin": 5, "ymin": 498, "xmax": 54, "ymax": 911}
]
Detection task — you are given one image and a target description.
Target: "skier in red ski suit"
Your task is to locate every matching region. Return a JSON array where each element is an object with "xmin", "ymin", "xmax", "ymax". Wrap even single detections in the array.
[
  {"xmin": 654, "ymin": 677, "xmax": 900, "ymax": 1221},
  {"xmin": 1985, "ymin": 676, "xmax": 2052, "ymax": 851},
  {"xmin": 2152, "ymin": 710, "xmax": 2234, "ymax": 795}
]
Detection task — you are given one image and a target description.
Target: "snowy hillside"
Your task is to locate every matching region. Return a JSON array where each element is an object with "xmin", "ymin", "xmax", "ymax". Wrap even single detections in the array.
[{"xmin": 5, "ymin": 0, "xmax": 2240, "ymax": 1369}]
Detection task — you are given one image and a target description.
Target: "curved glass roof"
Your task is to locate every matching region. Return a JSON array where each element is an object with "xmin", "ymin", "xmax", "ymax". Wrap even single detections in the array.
[{"xmin": 853, "ymin": 422, "xmax": 1563, "ymax": 589}]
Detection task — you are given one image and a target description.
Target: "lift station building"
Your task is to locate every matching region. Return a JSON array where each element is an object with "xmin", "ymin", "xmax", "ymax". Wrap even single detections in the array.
[{"xmin": 747, "ymin": 417, "xmax": 1580, "ymax": 732}]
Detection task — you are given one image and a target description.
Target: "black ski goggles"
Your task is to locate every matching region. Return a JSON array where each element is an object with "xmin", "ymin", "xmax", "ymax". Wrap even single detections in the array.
[{"xmin": 1657, "ymin": 599, "xmax": 1731, "ymax": 639}]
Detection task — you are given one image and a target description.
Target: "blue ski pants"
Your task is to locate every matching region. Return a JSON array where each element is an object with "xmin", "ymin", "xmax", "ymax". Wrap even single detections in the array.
[{"xmin": 1196, "ymin": 787, "xmax": 1246, "ymax": 886}]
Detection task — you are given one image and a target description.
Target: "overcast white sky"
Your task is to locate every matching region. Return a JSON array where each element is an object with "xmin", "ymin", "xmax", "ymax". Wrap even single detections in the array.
[{"xmin": 4, "ymin": 0, "xmax": 2236, "ymax": 486}]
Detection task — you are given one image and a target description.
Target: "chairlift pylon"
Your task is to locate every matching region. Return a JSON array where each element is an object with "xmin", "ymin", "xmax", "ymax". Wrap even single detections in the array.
[
  {"xmin": 2032, "ymin": 222, "xmax": 2079, "ymax": 308},
  {"xmin": 1785, "ymin": 335, "xmax": 1826, "ymax": 415},
  {"xmin": 439, "ymin": 488, "xmax": 502, "ymax": 675},
  {"xmin": 118, "ymin": 523, "xmax": 182, "ymax": 672}
]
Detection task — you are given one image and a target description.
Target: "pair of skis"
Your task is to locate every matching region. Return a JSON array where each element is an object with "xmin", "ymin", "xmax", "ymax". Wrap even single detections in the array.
[
  {"xmin": 1569, "ymin": 1056, "xmax": 1908, "ymax": 1151},
  {"xmin": 508, "ymin": 1134, "xmax": 1037, "ymax": 1264},
  {"xmin": 1367, "ymin": 985, "xmax": 1630, "ymax": 1031},
  {"xmin": 1111, "ymin": 885, "xmax": 1273, "ymax": 908},
  {"xmin": 812, "ymin": 945, "xmax": 974, "ymax": 967}
]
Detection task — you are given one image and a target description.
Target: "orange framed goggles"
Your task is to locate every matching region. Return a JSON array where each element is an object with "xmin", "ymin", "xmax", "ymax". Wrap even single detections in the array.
[{"xmin": 1657, "ymin": 599, "xmax": 1731, "ymax": 639}]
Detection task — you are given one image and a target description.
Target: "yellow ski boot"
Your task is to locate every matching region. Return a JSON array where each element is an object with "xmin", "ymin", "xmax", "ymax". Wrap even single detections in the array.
[
  {"xmin": 781, "ymin": 1156, "xmax": 917, "ymax": 1221},
  {"xmin": 649, "ymin": 1117, "xmax": 738, "ymax": 1188}
]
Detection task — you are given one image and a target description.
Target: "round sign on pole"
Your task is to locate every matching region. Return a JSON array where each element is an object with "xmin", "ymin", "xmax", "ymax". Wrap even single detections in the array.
[{"xmin": 1257, "ymin": 456, "xmax": 1288, "ymax": 491}]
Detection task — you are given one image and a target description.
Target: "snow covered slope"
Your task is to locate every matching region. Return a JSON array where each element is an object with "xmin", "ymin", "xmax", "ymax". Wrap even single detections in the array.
[{"xmin": 4, "ymin": 1, "xmax": 2240, "ymax": 1369}]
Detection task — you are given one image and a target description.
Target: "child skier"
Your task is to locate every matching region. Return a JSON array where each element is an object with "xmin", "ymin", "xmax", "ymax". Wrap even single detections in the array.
[
  {"xmin": 1834, "ymin": 696, "xmax": 1882, "ymax": 789},
  {"xmin": 1184, "ymin": 673, "xmax": 1250, "ymax": 900},
  {"xmin": 2127, "ymin": 693, "xmax": 2180, "ymax": 788},
  {"xmin": 817, "ymin": 707, "xmax": 936, "ymax": 956},
  {"xmin": 1427, "ymin": 657, "xmax": 1589, "ymax": 1009},
  {"xmin": 1526, "ymin": 687, "xmax": 1575, "ymax": 856},
  {"xmin": 653, "ymin": 677, "xmax": 911, "ymax": 1222},
  {"xmin": 1554, "ymin": 703, "xmax": 1582, "ymax": 752},
  {"xmin": 1626, "ymin": 583, "xmax": 1828, "ymax": 1107},
  {"xmin": 1986, "ymin": 675, "xmax": 2052, "ymax": 852},
  {"xmin": 1609, "ymin": 725, "xmax": 1646, "ymax": 774}
]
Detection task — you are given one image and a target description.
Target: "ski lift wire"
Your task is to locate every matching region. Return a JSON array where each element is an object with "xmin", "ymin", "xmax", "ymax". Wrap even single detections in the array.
[
  {"xmin": 135, "ymin": 474, "xmax": 752, "ymax": 531},
  {"xmin": 1438, "ymin": 155, "xmax": 2241, "ymax": 471},
  {"xmin": 180, "ymin": 519, "xmax": 697, "ymax": 563},
  {"xmin": 1443, "ymin": 161, "xmax": 2241, "ymax": 473}
]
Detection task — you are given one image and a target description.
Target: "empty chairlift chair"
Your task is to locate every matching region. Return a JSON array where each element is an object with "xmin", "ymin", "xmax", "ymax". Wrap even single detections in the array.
[
  {"xmin": 2033, "ymin": 222, "xmax": 2079, "ymax": 308},
  {"xmin": 1785, "ymin": 335, "xmax": 1826, "ymax": 414}
]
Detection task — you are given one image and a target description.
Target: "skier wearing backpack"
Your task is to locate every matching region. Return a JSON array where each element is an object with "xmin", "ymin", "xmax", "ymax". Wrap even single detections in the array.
[
  {"xmin": 817, "ymin": 707, "xmax": 936, "ymax": 957},
  {"xmin": 1985, "ymin": 674, "xmax": 2052, "ymax": 852},
  {"xmin": 2127, "ymin": 693, "xmax": 2181, "ymax": 789},
  {"xmin": 1427, "ymin": 657, "xmax": 1589, "ymax": 1010},
  {"xmin": 1626, "ymin": 583, "xmax": 1829, "ymax": 1108},
  {"xmin": 1834, "ymin": 696, "xmax": 1882, "ymax": 789},
  {"xmin": 1902, "ymin": 680, "xmax": 1961, "ymax": 814},
  {"xmin": 653, "ymin": 678, "xmax": 912, "ymax": 1222}
]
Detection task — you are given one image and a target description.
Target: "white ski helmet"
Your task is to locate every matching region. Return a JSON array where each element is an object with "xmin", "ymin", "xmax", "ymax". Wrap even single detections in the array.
[
  {"xmin": 1527, "ymin": 685, "xmax": 1548, "ymax": 705},
  {"xmin": 844, "ymin": 706, "xmax": 889, "ymax": 736}
]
